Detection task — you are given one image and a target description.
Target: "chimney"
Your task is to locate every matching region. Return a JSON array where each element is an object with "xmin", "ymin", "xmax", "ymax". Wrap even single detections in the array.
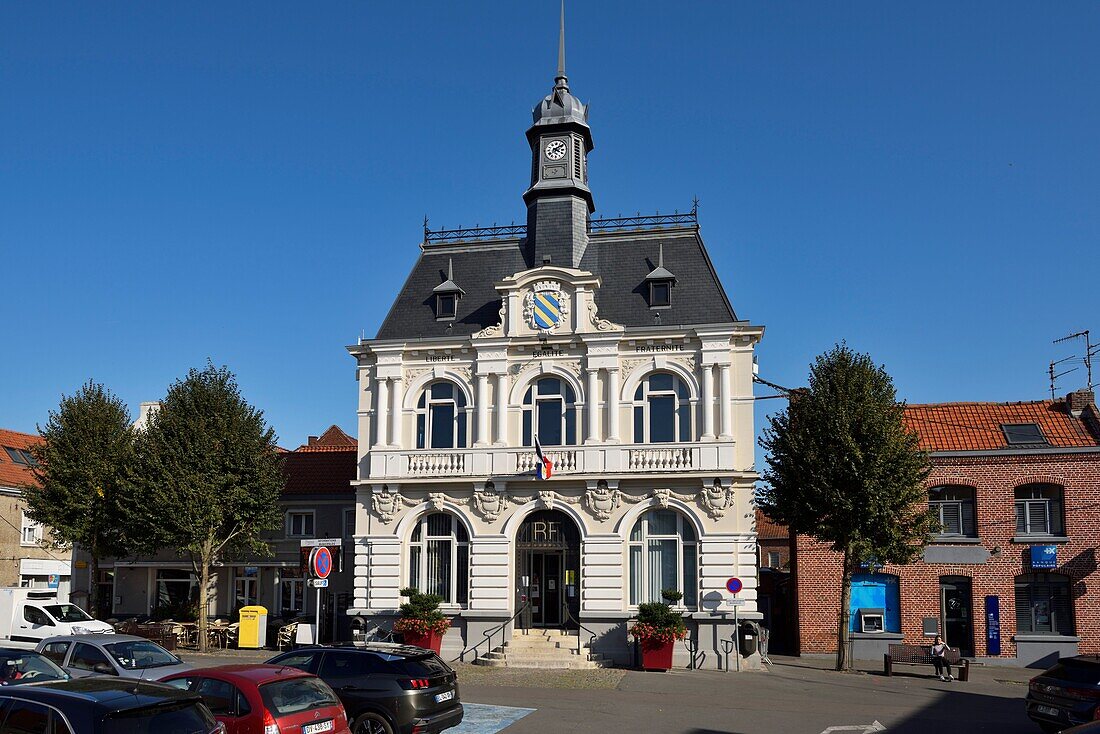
[
  {"xmin": 1066, "ymin": 389, "xmax": 1096, "ymax": 418},
  {"xmin": 307, "ymin": 436, "xmax": 319, "ymax": 446}
]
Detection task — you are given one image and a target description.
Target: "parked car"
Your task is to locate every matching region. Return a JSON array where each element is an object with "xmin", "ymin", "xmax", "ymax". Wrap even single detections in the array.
[
  {"xmin": 0, "ymin": 647, "xmax": 70, "ymax": 685},
  {"xmin": 161, "ymin": 664, "xmax": 351, "ymax": 734},
  {"xmin": 266, "ymin": 644, "xmax": 463, "ymax": 734},
  {"xmin": 1026, "ymin": 655, "xmax": 1100, "ymax": 732},
  {"xmin": 37, "ymin": 634, "xmax": 192, "ymax": 680},
  {"xmin": 0, "ymin": 676, "xmax": 223, "ymax": 734}
]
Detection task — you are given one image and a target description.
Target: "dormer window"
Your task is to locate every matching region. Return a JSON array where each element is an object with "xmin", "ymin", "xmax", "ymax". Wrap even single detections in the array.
[
  {"xmin": 1002, "ymin": 423, "xmax": 1047, "ymax": 446},
  {"xmin": 433, "ymin": 258, "xmax": 464, "ymax": 321},
  {"xmin": 645, "ymin": 243, "xmax": 676, "ymax": 309}
]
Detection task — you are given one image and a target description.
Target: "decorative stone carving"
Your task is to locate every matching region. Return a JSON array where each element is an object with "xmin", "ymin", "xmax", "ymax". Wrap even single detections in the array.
[
  {"xmin": 370, "ymin": 485, "xmax": 403, "ymax": 524},
  {"xmin": 473, "ymin": 303, "xmax": 506, "ymax": 339},
  {"xmin": 587, "ymin": 300, "xmax": 624, "ymax": 332},
  {"xmin": 404, "ymin": 367, "xmax": 432, "ymax": 382},
  {"xmin": 452, "ymin": 366, "xmax": 473, "ymax": 383},
  {"xmin": 428, "ymin": 492, "xmax": 447, "ymax": 511},
  {"xmin": 671, "ymin": 355, "xmax": 698, "ymax": 373},
  {"xmin": 621, "ymin": 357, "xmax": 650, "ymax": 378},
  {"xmin": 537, "ymin": 490, "xmax": 557, "ymax": 509},
  {"xmin": 699, "ymin": 482, "xmax": 732, "ymax": 519},
  {"xmin": 652, "ymin": 488, "xmax": 672, "ymax": 509},
  {"xmin": 523, "ymin": 281, "xmax": 569, "ymax": 333},
  {"xmin": 559, "ymin": 359, "xmax": 581, "ymax": 377},
  {"xmin": 471, "ymin": 485, "xmax": 506, "ymax": 522},
  {"xmin": 585, "ymin": 483, "xmax": 621, "ymax": 521}
]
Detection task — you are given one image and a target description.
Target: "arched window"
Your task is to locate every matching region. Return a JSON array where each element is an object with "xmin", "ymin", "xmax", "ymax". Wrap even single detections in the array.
[
  {"xmin": 628, "ymin": 509, "xmax": 697, "ymax": 608},
  {"xmin": 408, "ymin": 513, "xmax": 469, "ymax": 605},
  {"xmin": 928, "ymin": 486, "xmax": 977, "ymax": 538},
  {"xmin": 1014, "ymin": 484, "xmax": 1065, "ymax": 536},
  {"xmin": 522, "ymin": 378, "xmax": 577, "ymax": 446},
  {"xmin": 1015, "ymin": 573, "xmax": 1073, "ymax": 635},
  {"xmin": 415, "ymin": 382, "xmax": 467, "ymax": 449},
  {"xmin": 633, "ymin": 372, "xmax": 692, "ymax": 443}
]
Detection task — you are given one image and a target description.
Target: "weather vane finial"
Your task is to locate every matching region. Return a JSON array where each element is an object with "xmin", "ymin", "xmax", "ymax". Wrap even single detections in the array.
[{"xmin": 555, "ymin": 1, "xmax": 568, "ymax": 89}]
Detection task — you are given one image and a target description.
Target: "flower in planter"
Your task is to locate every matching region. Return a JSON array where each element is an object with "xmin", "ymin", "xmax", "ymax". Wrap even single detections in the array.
[
  {"xmin": 394, "ymin": 587, "xmax": 452, "ymax": 636},
  {"xmin": 630, "ymin": 589, "xmax": 688, "ymax": 643}
]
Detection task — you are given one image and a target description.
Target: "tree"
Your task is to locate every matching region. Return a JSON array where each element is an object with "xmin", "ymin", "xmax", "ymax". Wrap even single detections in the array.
[
  {"xmin": 131, "ymin": 364, "xmax": 284, "ymax": 652},
  {"xmin": 757, "ymin": 344, "xmax": 936, "ymax": 671},
  {"xmin": 23, "ymin": 381, "xmax": 136, "ymax": 618}
]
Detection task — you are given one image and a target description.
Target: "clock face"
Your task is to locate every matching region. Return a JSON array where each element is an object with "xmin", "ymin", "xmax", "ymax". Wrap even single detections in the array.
[{"xmin": 544, "ymin": 140, "xmax": 567, "ymax": 161}]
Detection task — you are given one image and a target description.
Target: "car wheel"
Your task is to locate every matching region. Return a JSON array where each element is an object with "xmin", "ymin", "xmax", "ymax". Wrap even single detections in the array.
[{"xmin": 352, "ymin": 712, "xmax": 394, "ymax": 734}]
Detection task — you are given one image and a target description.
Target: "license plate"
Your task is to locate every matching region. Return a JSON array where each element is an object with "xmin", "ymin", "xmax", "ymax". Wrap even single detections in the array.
[
  {"xmin": 434, "ymin": 690, "xmax": 454, "ymax": 703},
  {"xmin": 1036, "ymin": 705, "xmax": 1059, "ymax": 717},
  {"xmin": 303, "ymin": 720, "xmax": 334, "ymax": 734}
]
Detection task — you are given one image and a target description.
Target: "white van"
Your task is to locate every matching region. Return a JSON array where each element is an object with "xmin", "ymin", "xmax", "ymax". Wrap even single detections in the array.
[{"xmin": 0, "ymin": 589, "xmax": 113, "ymax": 647}]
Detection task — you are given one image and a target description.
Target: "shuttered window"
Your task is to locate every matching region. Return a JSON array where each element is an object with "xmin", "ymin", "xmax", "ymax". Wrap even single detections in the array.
[
  {"xmin": 1015, "ymin": 573, "xmax": 1073, "ymax": 635},
  {"xmin": 928, "ymin": 486, "xmax": 977, "ymax": 538},
  {"xmin": 1014, "ymin": 484, "xmax": 1064, "ymax": 536}
]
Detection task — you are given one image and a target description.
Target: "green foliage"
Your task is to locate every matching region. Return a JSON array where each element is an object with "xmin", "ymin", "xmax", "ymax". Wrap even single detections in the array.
[
  {"xmin": 756, "ymin": 344, "xmax": 936, "ymax": 669},
  {"xmin": 394, "ymin": 587, "xmax": 450, "ymax": 635},
  {"xmin": 129, "ymin": 363, "xmax": 285, "ymax": 561},
  {"xmin": 151, "ymin": 598, "xmax": 199, "ymax": 622},
  {"xmin": 23, "ymin": 381, "xmax": 136, "ymax": 555},
  {"xmin": 630, "ymin": 589, "xmax": 688, "ymax": 643},
  {"xmin": 757, "ymin": 344, "xmax": 937, "ymax": 566}
]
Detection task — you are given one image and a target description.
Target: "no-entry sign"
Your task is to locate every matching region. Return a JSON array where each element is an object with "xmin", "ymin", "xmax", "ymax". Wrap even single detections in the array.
[{"xmin": 726, "ymin": 577, "xmax": 743, "ymax": 595}]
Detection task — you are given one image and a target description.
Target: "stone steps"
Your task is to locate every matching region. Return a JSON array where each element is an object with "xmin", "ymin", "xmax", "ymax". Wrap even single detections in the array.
[{"xmin": 472, "ymin": 629, "xmax": 611, "ymax": 669}]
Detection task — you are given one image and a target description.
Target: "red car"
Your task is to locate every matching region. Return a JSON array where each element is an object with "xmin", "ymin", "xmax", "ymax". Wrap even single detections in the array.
[{"xmin": 161, "ymin": 664, "xmax": 351, "ymax": 734}]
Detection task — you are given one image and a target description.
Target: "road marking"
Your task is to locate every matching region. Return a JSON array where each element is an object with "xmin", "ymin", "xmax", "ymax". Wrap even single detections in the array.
[
  {"xmin": 820, "ymin": 722, "xmax": 885, "ymax": 734},
  {"xmin": 450, "ymin": 703, "xmax": 537, "ymax": 734}
]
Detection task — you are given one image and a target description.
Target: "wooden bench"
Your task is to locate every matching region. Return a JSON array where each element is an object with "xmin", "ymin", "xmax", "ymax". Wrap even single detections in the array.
[{"xmin": 884, "ymin": 643, "xmax": 969, "ymax": 681}]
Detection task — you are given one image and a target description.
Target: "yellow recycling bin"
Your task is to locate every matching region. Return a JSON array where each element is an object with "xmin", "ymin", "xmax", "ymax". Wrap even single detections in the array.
[{"xmin": 238, "ymin": 605, "xmax": 268, "ymax": 649}]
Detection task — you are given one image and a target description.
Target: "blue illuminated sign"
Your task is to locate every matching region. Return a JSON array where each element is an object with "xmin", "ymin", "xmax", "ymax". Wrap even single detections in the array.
[
  {"xmin": 1030, "ymin": 545, "xmax": 1057, "ymax": 569},
  {"xmin": 985, "ymin": 596, "xmax": 1001, "ymax": 656}
]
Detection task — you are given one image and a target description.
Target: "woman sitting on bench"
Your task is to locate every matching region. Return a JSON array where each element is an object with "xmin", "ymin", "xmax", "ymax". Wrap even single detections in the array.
[{"xmin": 931, "ymin": 636, "xmax": 954, "ymax": 681}]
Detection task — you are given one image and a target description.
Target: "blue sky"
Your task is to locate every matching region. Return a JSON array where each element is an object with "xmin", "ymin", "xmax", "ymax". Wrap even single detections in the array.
[{"xmin": 2, "ymin": 3, "xmax": 1098, "ymax": 461}]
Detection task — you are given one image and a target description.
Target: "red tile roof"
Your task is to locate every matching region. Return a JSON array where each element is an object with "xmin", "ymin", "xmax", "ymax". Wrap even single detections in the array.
[
  {"xmin": 0, "ymin": 428, "xmax": 41, "ymax": 490},
  {"xmin": 283, "ymin": 427, "xmax": 356, "ymax": 495},
  {"xmin": 755, "ymin": 508, "xmax": 789, "ymax": 540},
  {"xmin": 904, "ymin": 399, "xmax": 1100, "ymax": 452},
  {"xmin": 295, "ymin": 425, "xmax": 357, "ymax": 452}
]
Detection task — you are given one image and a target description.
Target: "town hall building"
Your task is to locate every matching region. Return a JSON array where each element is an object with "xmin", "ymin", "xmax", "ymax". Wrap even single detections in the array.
[{"xmin": 347, "ymin": 24, "xmax": 765, "ymax": 669}]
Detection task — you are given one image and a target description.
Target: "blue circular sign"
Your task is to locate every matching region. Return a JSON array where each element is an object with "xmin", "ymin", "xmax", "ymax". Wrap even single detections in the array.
[
  {"xmin": 726, "ymin": 577, "xmax": 743, "ymax": 595},
  {"xmin": 311, "ymin": 546, "xmax": 333, "ymax": 579}
]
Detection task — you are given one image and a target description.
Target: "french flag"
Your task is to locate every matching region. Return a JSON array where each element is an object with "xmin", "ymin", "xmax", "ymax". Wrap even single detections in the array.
[{"xmin": 534, "ymin": 435, "xmax": 553, "ymax": 480}]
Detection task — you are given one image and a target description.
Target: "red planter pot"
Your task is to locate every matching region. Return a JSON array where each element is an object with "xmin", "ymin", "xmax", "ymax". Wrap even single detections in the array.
[
  {"xmin": 401, "ymin": 629, "xmax": 443, "ymax": 654},
  {"xmin": 639, "ymin": 639, "xmax": 675, "ymax": 671}
]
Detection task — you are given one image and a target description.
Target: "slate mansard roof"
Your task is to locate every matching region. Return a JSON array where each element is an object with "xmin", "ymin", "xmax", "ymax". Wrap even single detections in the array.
[{"xmin": 375, "ymin": 228, "xmax": 738, "ymax": 341}]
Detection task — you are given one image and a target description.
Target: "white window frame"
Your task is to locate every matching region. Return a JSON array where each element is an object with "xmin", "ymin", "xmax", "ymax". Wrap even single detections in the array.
[
  {"xmin": 929, "ymin": 486, "xmax": 977, "ymax": 538},
  {"xmin": 633, "ymin": 372, "xmax": 693, "ymax": 444},
  {"xmin": 407, "ymin": 513, "xmax": 469, "ymax": 606},
  {"xmin": 628, "ymin": 509, "xmax": 698, "ymax": 610},
  {"xmin": 1014, "ymin": 484, "xmax": 1064, "ymax": 536},
  {"xmin": 20, "ymin": 512, "xmax": 42, "ymax": 546},
  {"xmin": 233, "ymin": 568, "xmax": 258, "ymax": 610},
  {"xmin": 415, "ymin": 382, "xmax": 468, "ymax": 450},
  {"xmin": 767, "ymin": 551, "xmax": 782, "ymax": 568},
  {"xmin": 286, "ymin": 511, "xmax": 315, "ymax": 539},
  {"xmin": 521, "ymin": 378, "xmax": 577, "ymax": 447}
]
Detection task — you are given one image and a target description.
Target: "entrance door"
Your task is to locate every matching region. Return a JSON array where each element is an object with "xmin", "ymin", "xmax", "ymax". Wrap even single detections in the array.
[
  {"xmin": 526, "ymin": 552, "xmax": 563, "ymax": 627},
  {"xmin": 941, "ymin": 577, "xmax": 974, "ymax": 657}
]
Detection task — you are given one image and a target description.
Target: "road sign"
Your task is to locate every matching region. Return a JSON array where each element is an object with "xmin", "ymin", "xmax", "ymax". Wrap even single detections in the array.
[
  {"xmin": 310, "ymin": 578, "xmax": 329, "ymax": 588},
  {"xmin": 726, "ymin": 599, "xmax": 746, "ymax": 607},
  {"xmin": 300, "ymin": 538, "xmax": 342, "ymax": 548},
  {"xmin": 726, "ymin": 577, "xmax": 743, "ymax": 594},
  {"xmin": 310, "ymin": 546, "xmax": 333, "ymax": 579}
]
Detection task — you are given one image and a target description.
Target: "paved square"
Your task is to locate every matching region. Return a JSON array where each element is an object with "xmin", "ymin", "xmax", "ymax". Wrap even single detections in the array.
[{"xmin": 449, "ymin": 703, "xmax": 536, "ymax": 734}]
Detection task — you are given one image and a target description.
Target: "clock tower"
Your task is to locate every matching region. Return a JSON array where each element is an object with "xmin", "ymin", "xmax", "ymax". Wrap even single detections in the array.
[{"xmin": 523, "ymin": 4, "xmax": 594, "ymax": 269}]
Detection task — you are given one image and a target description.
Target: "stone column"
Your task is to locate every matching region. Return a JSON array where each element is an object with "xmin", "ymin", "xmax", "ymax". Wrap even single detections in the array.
[
  {"xmin": 495, "ymin": 372, "xmax": 509, "ymax": 445},
  {"xmin": 719, "ymin": 364, "xmax": 733, "ymax": 439},
  {"xmin": 375, "ymin": 378, "xmax": 389, "ymax": 448},
  {"xmin": 607, "ymin": 368, "xmax": 621, "ymax": 443},
  {"xmin": 475, "ymin": 373, "xmax": 490, "ymax": 446},
  {"xmin": 701, "ymin": 364, "xmax": 715, "ymax": 440},
  {"xmin": 585, "ymin": 367, "xmax": 600, "ymax": 443},
  {"xmin": 389, "ymin": 377, "xmax": 404, "ymax": 448}
]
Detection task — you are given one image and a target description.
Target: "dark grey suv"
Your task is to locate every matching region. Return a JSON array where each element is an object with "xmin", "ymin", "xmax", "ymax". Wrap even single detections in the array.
[
  {"xmin": 267, "ymin": 644, "xmax": 462, "ymax": 734},
  {"xmin": 1026, "ymin": 655, "xmax": 1100, "ymax": 732}
]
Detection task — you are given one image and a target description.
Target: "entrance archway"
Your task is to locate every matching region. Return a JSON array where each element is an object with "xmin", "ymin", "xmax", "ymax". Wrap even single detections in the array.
[{"xmin": 515, "ymin": 510, "xmax": 581, "ymax": 629}]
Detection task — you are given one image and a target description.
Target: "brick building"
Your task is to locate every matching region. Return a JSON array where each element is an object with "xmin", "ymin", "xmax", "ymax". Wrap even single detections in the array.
[
  {"xmin": 0, "ymin": 428, "xmax": 72, "ymax": 596},
  {"xmin": 791, "ymin": 389, "xmax": 1100, "ymax": 667}
]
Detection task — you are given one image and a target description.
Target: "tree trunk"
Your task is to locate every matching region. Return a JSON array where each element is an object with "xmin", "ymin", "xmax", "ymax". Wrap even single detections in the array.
[
  {"xmin": 198, "ymin": 560, "xmax": 211, "ymax": 654},
  {"xmin": 89, "ymin": 552, "xmax": 100, "ymax": 620},
  {"xmin": 836, "ymin": 550, "xmax": 854, "ymax": 671}
]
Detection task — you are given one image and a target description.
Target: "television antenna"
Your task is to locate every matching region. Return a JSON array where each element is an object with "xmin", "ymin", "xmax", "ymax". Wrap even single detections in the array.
[
  {"xmin": 1048, "ymin": 356, "xmax": 1077, "ymax": 400},
  {"xmin": 1053, "ymin": 330, "xmax": 1094, "ymax": 390}
]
